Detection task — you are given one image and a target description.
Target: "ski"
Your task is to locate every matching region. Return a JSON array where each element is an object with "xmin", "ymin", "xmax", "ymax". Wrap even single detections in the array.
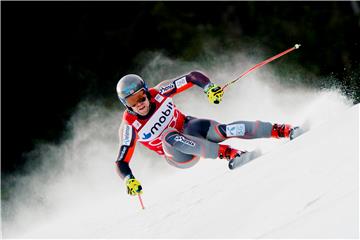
[{"xmin": 229, "ymin": 126, "xmax": 306, "ymax": 170}]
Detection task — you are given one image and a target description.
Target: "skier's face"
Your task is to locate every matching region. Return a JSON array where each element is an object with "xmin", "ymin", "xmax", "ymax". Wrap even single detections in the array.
[{"xmin": 126, "ymin": 90, "xmax": 150, "ymax": 116}]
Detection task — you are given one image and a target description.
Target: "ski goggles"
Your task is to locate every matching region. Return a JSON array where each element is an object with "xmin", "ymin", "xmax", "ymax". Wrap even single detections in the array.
[{"xmin": 125, "ymin": 89, "xmax": 148, "ymax": 108}]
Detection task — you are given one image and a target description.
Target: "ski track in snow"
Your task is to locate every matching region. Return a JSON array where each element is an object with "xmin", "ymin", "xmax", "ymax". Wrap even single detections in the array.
[{"xmin": 2, "ymin": 60, "xmax": 359, "ymax": 238}]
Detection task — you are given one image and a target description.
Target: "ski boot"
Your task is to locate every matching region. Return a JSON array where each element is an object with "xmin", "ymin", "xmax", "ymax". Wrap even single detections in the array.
[
  {"xmin": 271, "ymin": 124, "xmax": 303, "ymax": 140},
  {"xmin": 218, "ymin": 145, "xmax": 259, "ymax": 170}
]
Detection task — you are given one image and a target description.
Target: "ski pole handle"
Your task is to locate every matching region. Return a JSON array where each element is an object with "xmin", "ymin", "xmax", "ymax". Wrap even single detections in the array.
[{"xmin": 222, "ymin": 44, "xmax": 301, "ymax": 91}]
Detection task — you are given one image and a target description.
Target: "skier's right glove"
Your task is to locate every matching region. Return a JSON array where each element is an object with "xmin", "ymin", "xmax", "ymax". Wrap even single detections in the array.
[
  {"xmin": 125, "ymin": 175, "xmax": 143, "ymax": 196},
  {"xmin": 204, "ymin": 83, "xmax": 224, "ymax": 104}
]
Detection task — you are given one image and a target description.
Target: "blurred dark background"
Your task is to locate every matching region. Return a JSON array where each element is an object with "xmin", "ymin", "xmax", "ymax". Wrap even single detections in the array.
[{"xmin": 1, "ymin": 1, "xmax": 360, "ymax": 176}]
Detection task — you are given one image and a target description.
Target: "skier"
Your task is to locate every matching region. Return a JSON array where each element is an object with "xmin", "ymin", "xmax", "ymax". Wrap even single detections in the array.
[{"xmin": 115, "ymin": 71, "xmax": 300, "ymax": 196}]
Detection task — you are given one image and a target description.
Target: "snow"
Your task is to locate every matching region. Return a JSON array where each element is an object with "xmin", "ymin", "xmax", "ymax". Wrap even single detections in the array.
[
  {"xmin": 2, "ymin": 80, "xmax": 358, "ymax": 238},
  {"xmin": 114, "ymin": 105, "xmax": 359, "ymax": 239}
]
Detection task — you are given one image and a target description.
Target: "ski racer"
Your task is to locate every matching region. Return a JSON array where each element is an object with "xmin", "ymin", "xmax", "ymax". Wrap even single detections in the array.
[{"xmin": 115, "ymin": 71, "xmax": 300, "ymax": 196}]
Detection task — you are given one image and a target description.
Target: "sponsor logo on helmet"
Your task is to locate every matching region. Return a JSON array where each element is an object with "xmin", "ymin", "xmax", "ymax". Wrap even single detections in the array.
[
  {"xmin": 138, "ymin": 98, "xmax": 174, "ymax": 141},
  {"xmin": 125, "ymin": 82, "xmax": 140, "ymax": 95},
  {"xmin": 174, "ymin": 135, "xmax": 195, "ymax": 147},
  {"xmin": 159, "ymin": 83, "xmax": 175, "ymax": 94}
]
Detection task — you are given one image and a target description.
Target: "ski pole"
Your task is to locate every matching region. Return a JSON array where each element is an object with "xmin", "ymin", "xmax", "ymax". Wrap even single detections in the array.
[
  {"xmin": 222, "ymin": 44, "xmax": 301, "ymax": 91},
  {"xmin": 138, "ymin": 194, "xmax": 145, "ymax": 210}
]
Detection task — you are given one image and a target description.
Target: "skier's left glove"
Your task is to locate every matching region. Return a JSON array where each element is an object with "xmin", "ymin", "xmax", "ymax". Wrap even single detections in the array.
[
  {"xmin": 204, "ymin": 83, "xmax": 224, "ymax": 104},
  {"xmin": 125, "ymin": 175, "xmax": 143, "ymax": 196}
]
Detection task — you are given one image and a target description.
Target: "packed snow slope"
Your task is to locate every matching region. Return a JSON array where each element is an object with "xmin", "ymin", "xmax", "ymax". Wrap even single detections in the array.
[
  {"xmin": 3, "ymin": 97, "xmax": 359, "ymax": 238},
  {"xmin": 2, "ymin": 63, "xmax": 358, "ymax": 237}
]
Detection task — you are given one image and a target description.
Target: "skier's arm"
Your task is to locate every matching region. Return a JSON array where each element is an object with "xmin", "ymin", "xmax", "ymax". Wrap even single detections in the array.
[
  {"xmin": 115, "ymin": 121, "xmax": 137, "ymax": 180},
  {"xmin": 115, "ymin": 122, "xmax": 143, "ymax": 195},
  {"xmin": 154, "ymin": 71, "xmax": 214, "ymax": 97}
]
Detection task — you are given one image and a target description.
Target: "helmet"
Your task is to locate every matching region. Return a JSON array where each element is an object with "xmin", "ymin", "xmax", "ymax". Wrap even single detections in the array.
[{"xmin": 116, "ymin": 74, "xmax": 149, "ymax": 107}]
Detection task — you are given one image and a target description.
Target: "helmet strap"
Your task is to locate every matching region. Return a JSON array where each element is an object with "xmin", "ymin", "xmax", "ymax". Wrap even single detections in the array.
[{"xmin": 126, "ymin": 107, "xmax": 137, "ymax": 116}]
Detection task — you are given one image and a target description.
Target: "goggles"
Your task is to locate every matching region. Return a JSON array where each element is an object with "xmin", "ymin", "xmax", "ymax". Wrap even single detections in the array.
[{"xmin": 125, "ymin": 89, "xmax": 148, "ymax": 108}]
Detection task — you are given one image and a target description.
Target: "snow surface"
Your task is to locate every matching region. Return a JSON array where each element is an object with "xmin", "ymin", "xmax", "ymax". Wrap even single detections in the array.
[{"xmin": 2, "ymin": 61, "xmax": 359, "ymax": 238}]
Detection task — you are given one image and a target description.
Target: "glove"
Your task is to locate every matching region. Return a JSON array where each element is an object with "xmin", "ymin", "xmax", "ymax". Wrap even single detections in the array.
[
  {"xmin": 125, "ymin": 176, "xmax": 143, "ymax": 196},
  {"xmin": 204, "ymin": 83, "xmax": 224, "ymax": 104}
]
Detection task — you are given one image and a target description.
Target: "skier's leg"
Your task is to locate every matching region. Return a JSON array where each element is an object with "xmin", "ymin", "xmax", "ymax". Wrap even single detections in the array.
[
  {"xmin": 161, "ymin": 128, "xmax": 219, "ymax": 169},
  {"xmin": 184, "ymin": 117, "xmax": 273, "ymax": 142},
  {"xmin": 180, "ymin": 117, "xmax": 297, "ymax": 170},
  {"xmin": 184, "ymin": 117, "xmax": 293, "ymax": 142},
  {"xmin": 183, "ymin": 117, "xmax": 227, "ymax": 143},
  {"xmin": 217, "ymin": 120, "xmax": 274, "ymax": 139},
  {"xmin": 219, "ymin": 121, "xmax": 296, "ymax": 139}
]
